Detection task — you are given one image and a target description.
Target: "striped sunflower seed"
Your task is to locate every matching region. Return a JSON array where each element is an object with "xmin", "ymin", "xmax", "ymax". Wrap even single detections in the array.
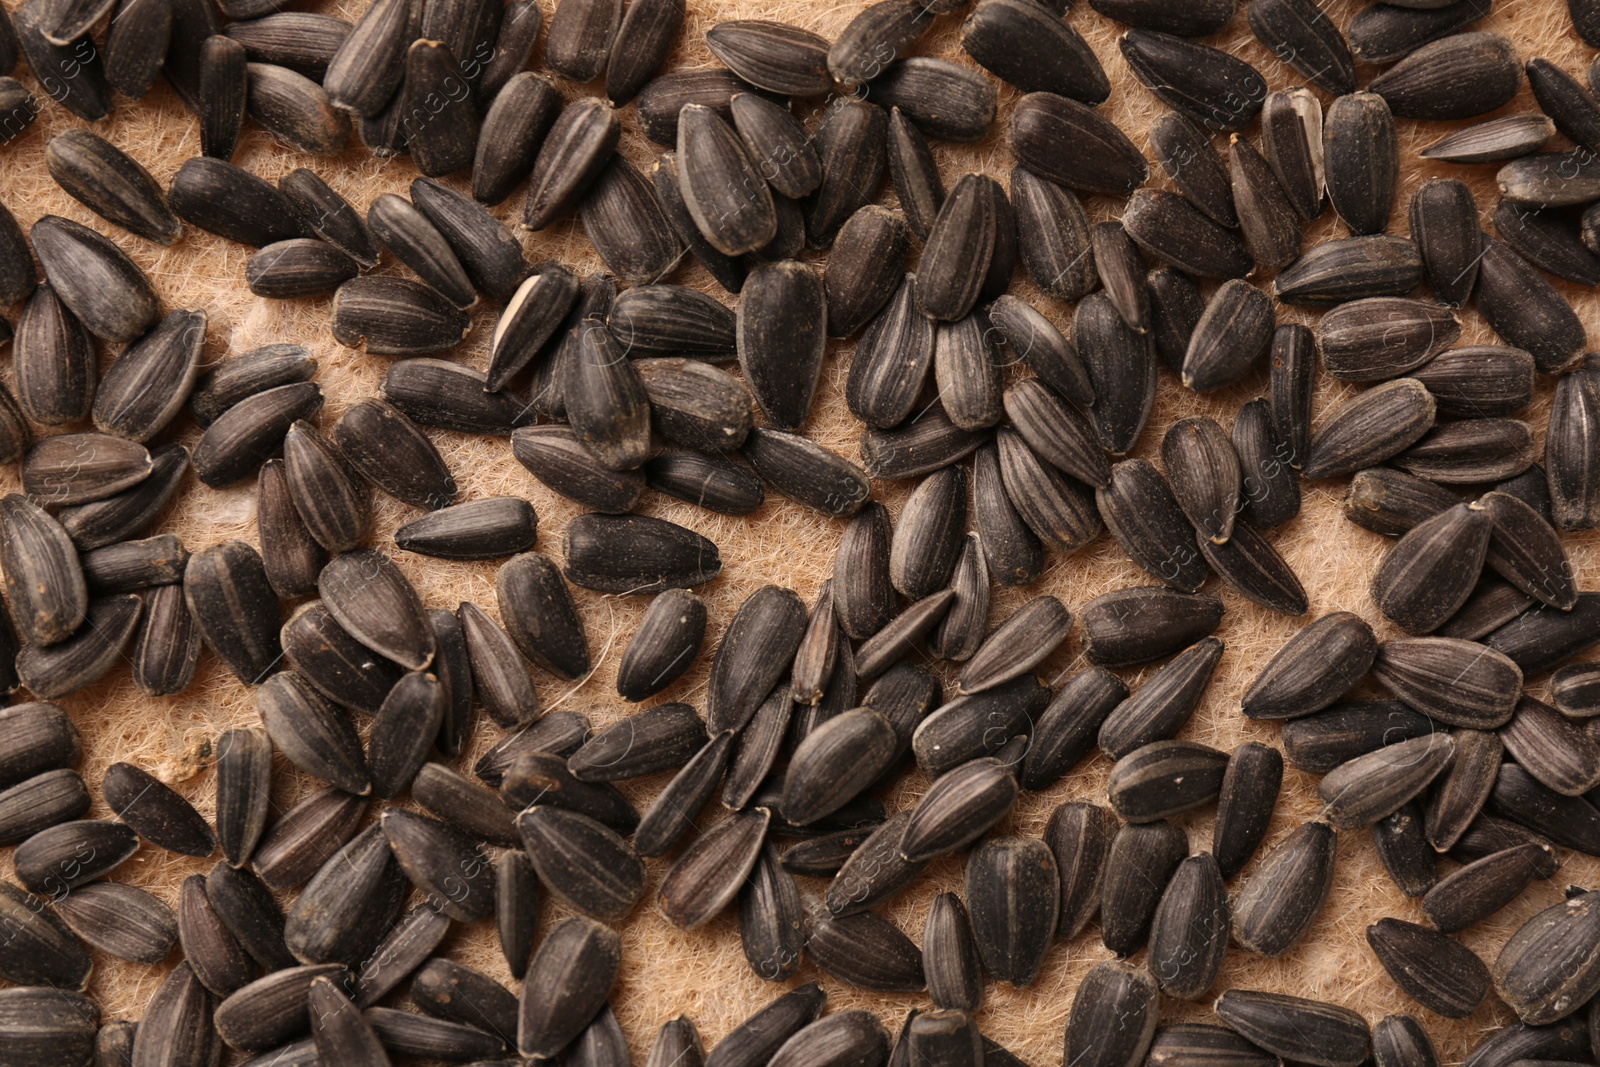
[
  {"xmin": 1101, "ymin": 819, "xmax": 1186, "ymax": 955},
  {"xmin": 1422, "ymin": 841, "xmax": 1549, "ymax": 933},
  {"xmin": 1042, "ymin": 801, "xmax": 1117, "ymax": 940},
  {"xmin": 965, "ymin": 836, "xmax": 1058, "ymax": 988},
  {"xmin": 1501, "ymin": 694, "xmax": 1600, "ymax": 796},
  {"xmin": 1089, "ymin": 0, "xmax": 1232, "ymax": 34},
  {"xmin": 395, "ymin": 498, "xmax": 536, "ymax": 561},
  {"xmin": 104, "ymin": 760, "xmax": 215, "ymax": 856},
  {"xmin": 1275, "ymin": 236, "xmax": 1422, "ymax": 307},
  {"xmin": 1410, "ymin": 346, "xmax": 1534, "ymax": 416},
  {"xmin": 1232, "ymin": 821, "xmax": 1337, "ymax": 957},
  {"xmin": 1348, "ymin": 1, "xmax": 1491, "ymax": 65},
  {"xmin": 1147, "ymin": 1025, "xmax": 1280, "ymax": 1067},
  {"xmin": 15, "ymin": 819, "xmax": 137, "ymax": 895},
  {"xmin": 846, "ymin": 274, "xmax": 934, "ymax": 429},
  {"xmin": 180, "ymin": 872, "xmax": 253, "ymax": 996},
  {"xmin": 510, "ymin": 425, "xmax": 644, "ymax": 513},
  {"xmin": 1242, "ymin": 611, "xmax": 1376, "ymax": 720},
  {"xmin": 1098, "ymin": 638, "xmax": 1224, "ymax": 759},
  {"xmin": 1372, "ymin": 1016, "xmax": 1438, "ymax": 1067},
  {"xmin": 30, "ymin": 215, "xmax": 160, "ymax": 342},
  {"xmin": 21, "ymin": 433, "xmax": 152, "ymax": 507},
  {"xmin": 738, "ymin": 260, "xmax": 826, "ymax": 430},
  {"xmin": 368, "ymin": 194, "xmax": 476, "ymax": 309},
  {"xmin": 1108, "ymin": 740, "xmax": 1228, "ymax": 823},
  {"xmin": 333, "ymin": 398, "xmax": 456, "ymax": 511},
  {"xmin": 1281, "ymin": 702, "xmax": 1429, "ymax": 776},
  {"xmin": 15, "ymin": 594, "xmax": 142, "ymax": 699},
  {"xmin": 1318, "ymin": 733, "xmax": 1455, "ymax": 829},
  {"xmin": 871, "ymin": 56, "xmax": 997, "ymax": 143},
  {"xmin": 129, "ymin": 584, "xmax": 198, "ymax": 698},
  {"xmin": 93, "ymin": 309, "xmax": 206, "ymax": 443},
  {"xmin": 1318, "ymin": 297, "xmax": 1460, "ymax": 382},
  {"xmin": 1477, "ymin": 490, "xmax": 1575, "ymax": 609},
  {"xmin": 1369, "ymin": 31, "xmax": 1521, "ymax": 120},
  {"xmin": 1121, "ymin": 30, "xmax": 1265, "ymax": 132},
  {"xmin": 1374, "ymin": 802, "xmax": 1437, "ymax": 897},
  {"xmin": 1215, "ymin": 990, "xmax": 1369, "ymax": 1067},
  {"xmin": 1492, "ymin": 890, "xmax": 1600, "ymax": 1025},
  {"xmin": 53, "ymin": 881, "xmax": 175, "ymax": 965},
  {"xmin": 1392, "ymin": 418, "xmax": 1534, "ymax": 485},
  {"xmin": 1259, "ymin": 88, "xmax": 1325, "ymax": 223},
  {"xmin": 806, "ymin": 911, "xmax": 925, "ymax": 993},
  {"xmin": 1011, "ymin": 92, "xmax": 1147, "ymax": 197},
  {"xmin": 366, "ymin": 673, "xmax": 446, "ymax": 799},
  {"xmin": 1163, "ymin": 416, "xmax": 1241, "ymax": 543},
  {"xmin": 961, "ymin": 0, "xmax": 1107, "ymax": 100},
  {"xmin": 1021, "ymin": 669, "xmax": 1127, "ymax": 790},
  {"xmin": 802, "ymin": 97, "xmax": 888, "ymax": 247},
  {"xmin": 608, "ymin": 284, "xmax": 734, "ymax": 361},
  {"xmin": 1324, "ymin": 92, "xmax": 1398, "ymax": 236},
  {"xmin": 198, "ymin": 35, "xmax": 247, "ymax": 159},
  {"xmin": 824, "ymin": 206, "xmax": 908, "ymax": 340},
  {"xmin": 330, "ymin": 276, "xmax": 472, "ymax": 357},
  {"xmin": 1064, "ymin": 961, "xmax": 1160, "ymax": 1067},
  {"xmin": 1374, "ymin": 636, "xmax": 1521, "ymax": 727},
  {"xmin": 256, "ymin": 671, "xmax": 369, "ymax": 794},
  {"xmin": 1343, "ymin": 467, "xmax": 1457, "ymax": 537},
  {"xmin": 1494, "ymin": 198, "xmax": 1600, "ymax": 287},
  {"xmin": 45, "ymin": 129, "xmax": 178, "ymax": 243},
  {"xmin": 1304, "ymin": 379, "xmax": 1437, "ymax": 480},
  {"xmin": 473, "ymin": 73, "xmax": 562, "ymax": 207},
  {"xmin": 1125, "ymin": 189, "xmax": 1253, "ymax": 280},
  {"xmin": 1096, "ymin": 461, "xmax": 1210, "ymax": 593},
  {"xmin": 1148, "ymin": 852, "xmax": 1228, "ymax": 1001},
  {"xmin": 1475, "ymin": 236, "xmax": 1586, "ymax": 375},
  {"xmin": 1150, "ymin": 113, "xmax": 1236, "ymax": 228},
  {"xmin": 1212, "ymin": 742, "xmax": 1284, "ymax": 879},
  {"xmin": 278, "ymin": 168, "xmax": 379, "ymax": 266},
  {"xmin": 1371, "ymin": 503, "xmax": 1492, "ymax": 633},
  {"xmin": 245, "ymin": 238, "xmax": 360, "ymax": 298},
  {"xmin": 523, "ymin": 96, "xmax": 620, "ymax": 230},
  {"xmin": 517, "ymin": 806, "xmax": 645, "ymax": 922},
  {"xmin": 1233, "ymin": 398, "xmax": 1300, "ymax": 528},
  {"xmin": 245, "ymin": 62, "xmax": 348, "ymax": 155},
  {"xmin": 192, "ymin": 381, "xmax": 324, "ymax": 489},
  {"xmin": 1009, "ymin": 164, "xmax": 1096, "ymax": 302},
  {"xmin": 1423, "ymin": 113, "xmax": 1554, "ymax": 163},
  {"xmin": 214, "ymin": 726, "xmax": 272, "ymax": 868},
  {"xmin": 924, "ymin": 892, "xmax": 982, "ymax": 1012},
  {"xmin": 1248, "ymin": 0, "xmax": 1356, "ymax": 93}
]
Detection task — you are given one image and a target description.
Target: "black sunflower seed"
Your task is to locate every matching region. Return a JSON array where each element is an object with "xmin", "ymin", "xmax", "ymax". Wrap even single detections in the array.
[
  {"xmin": 1324, "ymin": 92, "xmax": 1398, "ymax": 237},
  {"xmin": 1368, "ymin": 31, "xmax": 1522, "ymax": 120}
]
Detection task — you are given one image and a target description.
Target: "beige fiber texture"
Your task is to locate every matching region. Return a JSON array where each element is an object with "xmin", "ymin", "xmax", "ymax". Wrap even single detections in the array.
[{"xmin": 3, "ymin": 0, "xmax": 1600, "ymax": 1063}]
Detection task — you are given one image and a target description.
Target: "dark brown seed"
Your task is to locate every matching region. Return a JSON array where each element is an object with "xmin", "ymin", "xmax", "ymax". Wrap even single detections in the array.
[
  {"xmin": 1011, "ymin": 92, "xmax": 1147, "ymax": 196},
  {"xmin": 320, "ymin": 0, "xmax": 404, "ymax": 113},
  {"xmin": 1214, "ymin": 990, "xmax": 1369, "ymax": 1067},
  {"xmin": 104, "ymin": 761, "xmax": 214, "ymax": 857},
  {"xmin": 1498, "ymin": 149, "xmax": 1600, "ymax": 208},
  {"xmin": 807, "ymin": 911, "xmax": 925, "ymax": 993},
  {"xmin": 190, "ymin": 341, "xmax": 316, "ymax": 428},
  {"xmin": 832, "ymin": 502, "xmax": 894, "ymax": 642},
  {"xmin": 20, "ymin": 434, "xmax": 151, "ymax": 511},
  {"xmin": 1147, "ymin": 1025, "xmax": 1280, "ymax": 1067},
  {"xmin": 30, "ymin": 215, "xmax": 159, "ymax": 343},
  {"xmin": 1492, "ymin": 890, "xmax": 1600, "ymax": 1025},
  {"xmin": 801, "ymin": 98, "xmax": 887, "ymax": 248},
  {"xmin": 923, "ymin": 893, "xmax": 982, "ymax": 1013},
  {"xmin": 214, "ymin": 965, "xmax": 348, "ymax": 1053},
  {"xmin": 1095, "ymin": 461, "xmax": 1208, "ymax": 593},
  {"xmin": 53, "ymin": 881, "xmax": 175, "ymax": 965},
  {"xmin": 456, "ymin": 601, "xmax": 539, "ymax": 729},
  {"xmin": 823, "ymin": 207, "xmax": 908, "ymax": 340},
  {"xmin": 1099, "ymin": 819, "xmax": 1186, "ymax": 955},
  {"xmin": 1063, "ymin": 961, "xmax": 1159, "ymax": 1067},
  {"xmin": 1411, "ymin": 346, "xmax": 1534, "ymax": 417},
  {"xmin": 987, "ymin": 292, "xmax": 1093, "ymax": 406},
  {"xmin": 1374, "ymin": 802, "xmax": 1438, "ymax": 898},
  {"xmin": 1304, "ymin": 379, "xmax": 1437, "ymax": 480},
  {"xmin": 193, "ymin": 381, "xmax": 325, "ymax": 490},
  {"xmin": 0, "ymin": 704, "xmax": 77, "ymax": 792},
  {"xmin": 960, "ymin": 0, "xmax": 1106, "ymax": 101},
  {"xmin": 886, "ymin": 107, "xmax": 944, "ymax": 241},
  {"xmin": 563, "ymin": 513, "xmax": 722, "ymax": 594},
  {"xmin": 1233, "ymin": 398, "xmax": 1300, "ymax": 527},
  {"xmin": 516, "ymin": 806, "xmax": 645, "ymax": 922},
  {"xmin": 494, "ymin": 551, "xmax": 588, "ymax": 680},
  {"xmin": 846, "ymin": 274, "xmax": 934, "ymax": 430},
  {"xmin": 245, "ymin": 238, "xmax": 359, "ymax": 298},
  {"xmin": 0, "ymin": 770, "xmax": 89, "ymax": 847},
  {"xmin": 828, "ymin": 0, "xmax": 929, "ymax": 87},
  {"xmin": 45, "ymin": 129, "xmax": 177, "ymax": 243},
  {"xmin": 1393, "ymin": 418, "xmax": 1534, "ymax": 485},
  {"xmin": 995, "ymin": 427, "xmax": 1102, "ymax": 552},
  {"xmin": 1227, "ymin": 136, "xmax": 1299, "ymax": 272},
  {"xmin": 317, "ymin": 555, "xmax": 431, "ymax": 671},
  {"xmin": 330, "ymin": 276, "xmax": 473, "ymax": 357},
  {"xmin": 180, "ymin": 872, "xmax": 253, "ymax": 996},
  {"xmin": 473, "ymin": 74, "xmax": 563, "ymax": 208},
  {"xmin": 1424, "ymin": 842, "xmax": 1550, "ymax": 933},
  {"xmin": 825, "ymin": 810, "xmax": 927, "ymax": 918},
  {"xmin": 1276, "ymin": 236, "xmax": 1423, "ymax": 308},
  {"xmin": 1319, "ymin": 297, "xmax": 1460, "ymax": 382},
  {"xmin": 1343, "ymin": 467, "xmax": 1458, "ymax": 537},
  {"xmin": 1318, "ymin": 733, "xmax": 1455, "ymax": 829},
  {"xmin": 1281, "ymin": 701, "xmax": 1438, "ymax": 775},
  {"xmin": 1373, "ymin": 636, "xmax": 1521, "ymax": 727},
  {"xmin": 1242, "ymin": 611, "xmax": 1376, "ymax": 720},
  {"xmin": 1371, "ymin": 503, "xmax": 1492, "ymax": 633},
  {"xmin": 1421, "ymin": 114, "xmax": 1553, "ymax": 168},
  {"xmin": 737, "ymin": 260, "xmax": 826, "ymax": 429},
  {"xmin": 15, "ymin": 819, "xmax": 136, "ymax": 897},
  {"xmin": 256, "ymin": 671, "xmax": 369, "ymax": 794},
  {"xmin": 871, "ymin": 57, "xmax": 998, "ymax": 143},
  {"xmin": 510, "ymin": 425, "xmax": 644, "ymax": 513},
  {"xmin": 1476, "ymin": 236, "xmax": 1587, "ymax": 376},
  {"xmin": 1123, "ymin": 188, "xmax": 1253, "ymax": 280},
  {"xmin": 1248, "ymin": 0, "xmax": 1355, "ymax": 94},
  {"xmin": 1009, "ymin": 165, "xmax": 1095, "ymax": 303},
  {"xmin": 1369, "ymin": 31, "xmax": 1521, "ymax": 120},
  {"xmin": 965, "ymin": 837, "xmax": 1058, "ymax": 988},
  {"xmin": 1502, "ymin": 694, "xmax": 1600, "ymax": 796},
  {"xmin": 184, "ymin": 543, "xmax": 284, "ymax": 684},
  {"xmin": 706, "ymin": 585, "xmax": 806, "ymax": 734},
  {"xmin": 169, "ymin": 157, "xmax": 314, "ymax": 249},
  {"xmin": 1088, "ymin": 0, "xmax": 1232, "ymax": 34},
  {"xmin": 278, "ymin": 167, "xmax": 379, "ymax": 266},
  {"xmin": 15, "ymin": 594, "xmax": 142, "ymax": 699},
  {"xmin": 102, "ymin": 0, "xmax": 171, "ymax": 98},
  {"xmin": 242, "ymin": 62, "xmax": 347, "ymax": 155},
  {"xmin": 282, "ymin": 824, "xmax": 405, "ymax": 969},
  {"xmin": 1231, "ymin": 821, "xmax": 1337, "ymax": 957},
  {"xmin": 1349, "ymin": 0, "xmax": 1492, "ymax": 65},
  {"xmin": 1147, "ymin": 852, "xmax": 1229, "ymax": 1001},
  {"xmin": 365, "ymin": 673, "xmax": 445, "ymax": 800},
  {"xmin": 1149, "ymin": 113, "xmax": 1236, "ymax": 229},
  {"xmin": 213, "ymin": 726, "xmax": 271, "ymax": 869},
  {"xmin": 1108, "ymin": 740, "xmax": 1228, "ymax": 823},
  {"xmin": 743, "ymin": 427, "xmax": 871, "ymax": 516},
  {"xmin": 511, "ymin": 918, "xmax": 617, "ymax": 1058},
  {"xmin": 1038, "ymin": 802, "xmax": 1115, "ymax": 941},
  {"xmin": 614, "ymin": 588, "xmax": 706, "ymax": 702},
  {"xmin": 1211, "ymin": 742, "xmax": 1283, "ymax": 880},
  {"xmin": 1495, "ymin": 198, "xmax": 1600, "ymax": 288},
  {"xmin": 1491, "ymin": 761, "xmax": 1600, "ymax": 854},
  {"xmin": 1015, "ymin": 669, "xmax": 1123, "ymax": 791},
  {"xmin": 1098, "ymin": 638, "xmax": 1224, "ymax": 759},
  {"xmin": 1121, "ymin": 30, "xmax": 1266, "ymax": 132},
  {"xmin": 609, "ymin": 284, "xmax": 735, "ymax": 362},
  {"xmin": 197, "ymin": 34, "xmax": 246, "ymax": 159},
  {"xmin": 249, "ymin": 788, "xmax": 368, "ymax": 894},
  {"xmin": 1325, "ymin": 92, "xmax": 1398, "ymax": 236},
  {"xmin": 1423, "ymin": 727, "xmax": 1502, "ymax": 852},
  {"xmin": 1259, "ymin": 89, "xmax": 1325, "ymax": 224},
  {"xmin": 522, "ymin": 96, "xmax": 621, "ymax": 231}
]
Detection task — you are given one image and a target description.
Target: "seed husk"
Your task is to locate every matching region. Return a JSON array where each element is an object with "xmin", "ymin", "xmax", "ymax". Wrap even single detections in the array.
[
  {"xmin": 846, "ymin": 274, "xmax": 934, "ymax": 430},
  {"xmin": 1248, "ymin": 0, "xmax": 1355, "ymax": 94},
  {"xmin": 510, "ymin": 425, "xmax": 644, "ymax": 513},
  {"xmin": 1318, "ymin": 732, "xmax": 1455, "ymax": 829},
  {"xmin": 822, "ymin": 207, "xmax": 907, "ymax": 341},
  {"xmin": 394, "ymin": 498, "xmax": 537, "ymax": 562},
  {"xmin": 274, "ymin": 168, "xmax": 378, "ymax": 268},
  {"xmin": 366, "ymin": 672, "xmax": 445, "ymax": 800},
  {"xmin": 1343, "ymin": 467, "xmax": 1457, "ymax": 538},
  {"xmin": 961, "ymin": 0, "xmax": 1106, "ymax": 101},
  {"xmin": 212, "ymin": 726, "xmax": 272, "ymax": 869},
  {"xmin": 473, "ymin": 73, "xmax": 563, "ymax": 207},
  {"xmin": 1319, "ymin": 297, "xmax": 1461, "ymax": 382},
  {"xmin": 250, "ymin": 788, "xmax": 368, "ymax": 894},
  {"xmin": 1108, "ymin": 740, "xmax": 1228, "ymax": 823},
  {"xmin": 1010, "ymin": 92, "xmax": 1148, "ymax": 199},
  {"xmin": 456, "ymin": 600, "xmax": 539, "ymax": 729},
  {"xmin": 1147, "ymin": 1024, "xmax": 1281, "ymax": 1067},
  {"xmin": 30, "ymin": 215, "xmax": 160, "ymax": 344},
  {"xmin": 517, "ymin": 806, "xmax": 645, "ymax": 922},
  {"xmin": 1491, "ymin": 761, "xmax": 1600, "ymax": 855},
  {"xmin": 1371, "ymin": 503, "xmax": 1492, "ymax": 633},
  {"xmin": 104, "ymin": 760, "xmax": 215, "ymax": 857},
  {"xmin": 608, "ymin": 284, "xmax": 735, "ymax": 362},
  {"xmin": 1475, "ymin": 490, "xmax": 1574, "ymax": 610},
  {"xmin": 1373, "ymin": 636, "xmax": 1521, "ymax": 727},
  {"xmin": 1324, "ymin": 92, "xmax": 1398, "ymax": 237},
  {"xmin": 330, "ymin": 275, "xmax": 473, "ymax": 357},
  {"xmin": 1064, "ymin": 960, "xmax": 1160, "ymax": 1067},
  {"xmin": 331, "ymin": 400, "xmax": 456, "ymax": 512},
  {"xmin": 191, "ymin": 380, "xmax": 323, "ymax": 490},
  {"xmin": 1501, "ymin": 694, "xmax": 1600, "ymax": 796},
  {"xmin": 705, "ymin": 584, "xmax": 806, "ymax": 734},
  {"xmin": 1555, "ymin": 663, "xmax": 1600, "ymax": 718},
  {"xmin": 1423, "ymin": 842, "xmax": 1549, "ymax": 933},
  {"xmin": 636, "ymin": 68, "xmax": 761, "ymax": 147},
  {"xmin": 1146, "ymin": 852, "xmax": 1229, "ymax": 1001},
  {"xmin": 878, "ymin": 107, "xmax": 945, "ymax": 243},
  {"xmin": 1232, "ymin": 820, "xmax": 1337, "ymax": 957},
  {"xmin": 245, "ymin": 238, "xmax": 360, "ymax": 299},
  {"xmin": 1215, "ymin": 990, "xmax": 1369, "ymax": 1067},
  {"xmin": 1411, "ymin": 345, "xmax": 1534, "ymax": 418},
  {"xmin": 1088, "ymin": 0, "xmax": 1233, "ymax": 35},
  {"xmin": 1392, "ymin": 418, "xmax": 1534, "ymax": 486},
  {"xmin": 869, "ymin": 56, "xmax": 997, "ymax": 144},
  {"xmin": 1475, "ymin": 236, "xmax": 1587, "ymax": 375},
  {"xmin": 1420, "ymin": 727, "xmax": 1502, "ymax": 851},
  {"xmin": 281, "ymin": 599, "xmax": 404, "ymax": 716},
  {"xmin": 283, "ymin": 825, "xmax": 405, "ymax": 970},
  {"xmin": 1376, "ymin": 801, "xmax": 1436, "ymax": 898},
  {"xmin": 15, "ymin": 593, "xmax": 142, "ymax": 699},
  {"xmin": 196, "ymin": 33, "xmax": 247, "ymax": 160},
  {"xmin": 1008, "ymin": 165, "xmax": 1096, "ymax": 304},
  {"xmin": 180, "ymin": 872, "xmax": 253, "ymax": 996},
  {"xmin": 1242, "ymin": 611, "xmax": 1377, "ymax": 722},
  {"xmin": 1275, "ymin": 236, "xmax": 1423, "ymax": 308},
  {"xmin": 10, "ymin": 330, "xmax": 108, "ymax": 462},
  {"xmin": 1095, "ymin": 817, "xmax": 1186, "ymax": 956},
  {"xmin": 1258, "ymin": 88, "xmax": 1325, "ymax": 224},
  {"xmin": 15, "ymin": 818, "xmax": 137, "ymax": 897},
  {"xmin": 1124, "ymin": 188, "xmax": 1254, "ymax": 281},
  {"xmin": 1099, "ymin": 638, "xmax": 1224, "ymax": 759},
  {"xmin": 256, "ymin": 671, "xmax": 370, "ymax": 795},
  {"xmin": 807, "ymin": 911, "xmax": 925, "ymax": 993},
  {"xmin": 614, "ymin": 587, "xmax": 706, "ymax": 702}
]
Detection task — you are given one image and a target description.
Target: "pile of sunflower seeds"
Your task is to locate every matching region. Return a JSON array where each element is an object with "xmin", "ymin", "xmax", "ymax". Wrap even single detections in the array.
[{"xmin": 4, "ymin": 0, "xmax": 1600, "ymax": 1062}]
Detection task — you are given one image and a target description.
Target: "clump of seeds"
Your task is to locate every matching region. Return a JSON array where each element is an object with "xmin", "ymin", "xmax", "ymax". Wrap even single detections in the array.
[{"xmin": 0, "ymin": 0, "xmax": 1598, "ymax": 1063}]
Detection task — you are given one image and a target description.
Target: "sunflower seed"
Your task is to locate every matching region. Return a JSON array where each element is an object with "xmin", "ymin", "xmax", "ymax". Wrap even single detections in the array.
[
  {"xmin": 28, "ymin": 217, "xmax": 156, "ymax": 347},
  {"xmin": 250, "ymin": 788, "xmax": 367, "ymax": 893},
  {"xmin": 1215, "ymin": 990, "xmax": 1368, "ymax": 1067},
  {"xmin": 959, "ymin": 0, "xmax": 1104, "ymax": 102},
  {"xmin": 244, "ymin": 237, "xmax": 359, "ymax": 298},
  {"xmin": 1495, "ymin": 200, "xmax": 1600, "ymax": 288},
  {"xmin": 491, "ymin": 551, "xmax": 586, "ymax": 681},
  {"xmin": 734, "ymin": 260, "xmax": 826, "ymax": 429},
  {"xmin": 1093, "ymin": 462, "xmax": 1204, "ymax": 593},
  {"xmin": 99, "ymin": 0, "xmax": 168, "ymax": 97},
  {"xmin": 319, "ymin": 0, "xmax": 404, "ymax": 112},
  {"xmin": 1275, "ymin": 237, "xmax": 1422, "ymax": 309},
  {"xmin": 1499, "ymin": 150, "xmax": 1600, "ymax": 209},
  {"xmin": 962, "ymin": 836, "xmax": 1058, "ymax": 988},
  {"xmin": 20, "ymin": 434, "xmax": 150, "ymax": 509},
  {"xmin": 1491, "ymin": 760, "xmax": 1600, "ymax": 855},
  {"xmin": 1376, "ymin": 797, "xmax": 1438, "ymax": 897},
  {"xmin": 256, "ymin": 671, "xmax": 369, "ymax": 795},
  {"xmin": 1322, "ymin": 92, "xmax": 1399, "ymax": 237},
  {"xmin": 1006, "ymin": 170, "xmax": 1094, "ymax": 309},
  {"xmin": 805, "ymin": 911, "xmax": 925, "ymax": 994},
  {"xmin": 191, "ymin": 379, "xmax": 321, "ymax": 489},
  {"xmin": 996, "ymin": 427, "xmax": 1102, "ymax": 551},
  {"xmin": 1373, "ymin": 923, "xmax": 1490, "ymax": 1023},
  {"xmin": 514, "ymin": 98, "xmax": 618, "ymax": 232},
  {"xmin": 1124, "ymin": 33, "xmax": 1265, "ymax": 132},
  {"xmin": 1316, "ymin": 732, "xmax": 1455, "ymax": 829},
  {"xmin": 1241, "ymin": 611, "xmax": 1376, "ymax": 722},
  {"xmin": 1373, "ymin": 636, "xmax": 1521, "ymax": 727},
  {"xmin": 845, "ymin": 275, "xmax": 933, "ymax": 430},
  {"xmin": 910, "ymin": 673, "xmax": 1045, "ymax": 777},
  {"xmin": 1350, "ymin": 0, "xmax": 1492, "ymax": 64},
  {"xmin": 1108, "ymin": 740, "xmax": 1228, "ymax": 824},
  {"xmin": 15, "ymin": 594, "xmax": 141, "ymax": 699},
  {"xmin": 282, "ymin": 823, "xmax": 405, "ymax": 969},
  {"xmin": 1248, "ymin": 0, "xmax": 1355, "ymax": 93},
  {"xmin": 1477, "ymin": 236, "xmax": 1587, "ymax": 375},
  {"xmin": 43, "ymin": 129, "xmax": 175, "ymax": 246},
  {"xmin": 179, "ymin": 872, "xmax": 253, "ymax": 997},
  {"xmin": 1370, "ymin": 31, "xmax": 1521, "ymax": 120},
  {"xmin": 1127, "ymin": 192, "xmax": 1255, "ymax": 288},
  {"xmin": 795, "ymin": 99, "xmax": 885, "ymax": 249},
  {"xmin": 50, "ymin": 881, "xmax": 173, "ymax": 967},
  {"xmin": 1370, "ymin": 503, "xmax": 1491, "ymax": 633},
  {"xmin": 195, "ymin": 33, "xmax": 248, "ymax": 159},
  {"xmin": 1000, "ymin": 373, "xmax": 1104, "ymax": 483},
  {"xmin": 365, "ymin": 673, "xmax": 444, "ymax": 800},
  {"xmin": 516, "ymin": 805, "xmax": 645, "ymax": 922},
  {"xmin": 104, "ymin": 760, "xmax": 215, "ymax": 857},
  {"xmin": 1501, "ymin": 694, "xmax": 1600, "ymax": 797},
  {"xmin": 212, "ymin": 964, "xmax": 347, "ymax": 1052},
  {"xmin": 508, "ymin": 426, "xmax": 641, "ymax": 512},
  {"xmin": 1231, "ymin": 820, "xmax": 1339, "ymax": 958},
  {"xmin": 454, "ymin": 601, "xmax": 538, "ymax": 729},
  {"xmin": 564, "ymin": 513, "xmax": 723, "ymax": 594},
  {"xmin": 1232, "ymin": 398, "xmax": 1300, "ymax": 527},
  {"xmin": 242, "ymin": 62, "xmax": 348, "ymax": 155},
  {"xmin": 1421, "ymin": 841, "xmax": 1547, "ymax": 935},
  {"xmin": 1147, "ymin": 1025, "xmax": 1281, "ymax": 1067},
  {"xmin": 281, "ymin": 600, "xmax": 403, "ymax": 715},
  {"xmin": 1491, "ymin": 890, "xmax": 1600, "ymax": 1025},
  {"xmin": 1317, "ymin": 298, "xmax": 1461, "ymax": 384},
  {"xmin": 1407, "ymin": 347, "xmax": 1533, "ymax": 422},
  {"xmin": 1342, "ymin": 467, "xmax": 1455, "ymax": 537},
  {"xmin": 869, "ymin": 57, "xmax": 996, "ymax": 144},
  {"xmin": 13, "ymin": 818, "xmax": 135, "ymax": 899},
  {"xmin": 1098, "ymin": 638, "xmax": 1224, "ymax": 760},
  {"xmin": 956, "ymin": 595, "xmax": 1070, "ymax": 697},
  {"xmin": 1148, "ymin": 114, "xmax": 1236, "ymax": 230},
  {"xmin": 208, "ymin": 726, "xmax": 273, "ymax": 871},
  {"xmin": 1011, "ymin": 92, "xmax": 1147, "ymax": 197},
  {"xmin": 1064, "ymin": 961, "xmax": 1159, "ymax": 1067},
  {"xmin": 743, "ymin": 427, "xmax": 871, "ymax": 516},
  {"xmin": 274, "ymin": 169, "xmax": 378, "ymax": 267},
  {"xmin": 1305, "ymin": 379, "xmax": 1437, "ymax": 480},
  {"xmin": 605, "ymin": 292, "xmax": 732, "ymax": 367},
  {"xmin": 703, "ymin": 585, "xmax": 805, "ymax": 734},
  {"xmin": 1393, "ymin": 418, "xmax": 1534, "ymax": 485},
  {"xmin": 466, "ymin": 77, "xmax": 558, "ymax": 207}
]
